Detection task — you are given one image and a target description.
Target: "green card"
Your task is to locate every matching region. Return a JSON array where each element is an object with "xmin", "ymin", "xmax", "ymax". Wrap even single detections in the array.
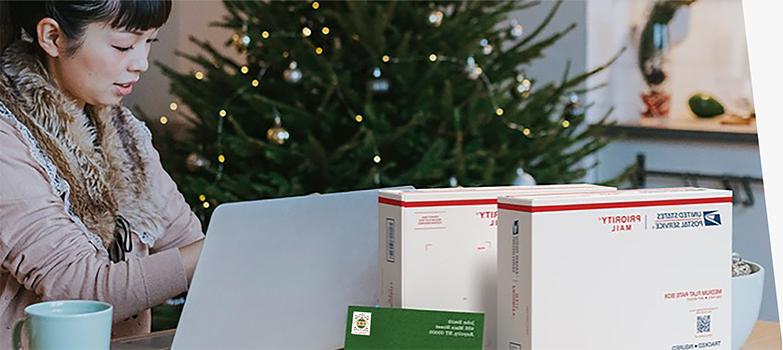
[{"xmin": 344, "ymin": 306, "xmax": 484, "ymax": 349}]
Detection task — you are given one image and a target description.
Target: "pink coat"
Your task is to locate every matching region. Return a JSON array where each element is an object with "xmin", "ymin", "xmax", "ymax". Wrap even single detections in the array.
[{"xmin": 0, "ymin": 114, "xmax": 204, "ymax": 340}]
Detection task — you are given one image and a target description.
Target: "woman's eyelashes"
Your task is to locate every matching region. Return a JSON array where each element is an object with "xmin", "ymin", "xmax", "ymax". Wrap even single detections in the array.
[{"xmin": 112, "ymin": 38, "xmax": 159, "ymax": 52}]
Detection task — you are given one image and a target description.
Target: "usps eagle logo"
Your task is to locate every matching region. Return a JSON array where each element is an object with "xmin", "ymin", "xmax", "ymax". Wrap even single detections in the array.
[
  {"xmin": 703, "ymin": 211, "xmax": 722, "ymax": 226},
  {"xmin": 351, "ymin": 311, "xmax": 372, "ymax": 336}
]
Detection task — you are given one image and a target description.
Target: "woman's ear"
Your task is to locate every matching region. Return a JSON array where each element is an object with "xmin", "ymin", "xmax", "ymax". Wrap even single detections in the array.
[{"xmin": 36, "ymin": 18, "xmax": 63, "ymax": 58}]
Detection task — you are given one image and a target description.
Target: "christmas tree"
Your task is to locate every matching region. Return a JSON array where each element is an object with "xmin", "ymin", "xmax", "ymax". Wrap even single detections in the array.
[{"xmin": 148, "ymin": 0, "xmax": 622, "ymax": 224}]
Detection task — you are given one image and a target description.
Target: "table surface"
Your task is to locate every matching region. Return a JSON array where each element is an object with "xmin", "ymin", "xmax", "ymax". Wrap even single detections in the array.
[
  {"xmin": 743, "ymin": 321, "xmax": 781, "ymax": 350},
  {"xmin": 111, "ymin": 321, "xmax": 782, "ymax": 349}
]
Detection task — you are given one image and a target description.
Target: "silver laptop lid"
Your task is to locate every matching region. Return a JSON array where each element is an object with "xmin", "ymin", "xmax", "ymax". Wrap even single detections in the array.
[{"xmin": 172, "ymin": 187, "xmax": 413, "ymax": 349}]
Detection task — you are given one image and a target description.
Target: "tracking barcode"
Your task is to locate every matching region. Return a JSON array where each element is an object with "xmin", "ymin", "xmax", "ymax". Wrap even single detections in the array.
[{"xmin": 386, "ymin": 218, "xmax": 395, "ymax": 262}]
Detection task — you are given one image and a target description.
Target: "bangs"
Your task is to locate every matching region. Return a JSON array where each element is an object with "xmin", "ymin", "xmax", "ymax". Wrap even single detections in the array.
[{"xmin": 105, "ymin": 0, "xmax": 172, "ymax": 31}]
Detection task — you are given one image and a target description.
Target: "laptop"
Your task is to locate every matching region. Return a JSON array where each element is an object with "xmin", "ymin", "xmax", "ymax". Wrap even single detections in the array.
[{"xmin": 171, "ymin": 187, "xmax": 412, "ymax": 349}]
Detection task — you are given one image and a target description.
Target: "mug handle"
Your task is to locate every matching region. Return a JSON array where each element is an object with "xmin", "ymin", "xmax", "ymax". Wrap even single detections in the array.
[{"xmin": 12, "ymin": 316, "xmax": 27, "ymax": 350}]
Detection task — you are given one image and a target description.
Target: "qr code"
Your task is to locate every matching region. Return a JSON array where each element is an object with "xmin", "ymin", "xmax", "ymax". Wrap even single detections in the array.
[{"xmin": 696, "ymin": 315, "xmax": 711, "ymax": 334}]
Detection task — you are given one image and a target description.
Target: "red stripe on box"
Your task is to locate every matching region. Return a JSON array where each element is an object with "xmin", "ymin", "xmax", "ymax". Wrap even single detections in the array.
[
  {"xmin": 378, "ymin": 197, "xmax": 497, "ymax": 207},
  {"xmin": 497, "ymin": 196, "xmax": 733, "ymax": 213}
]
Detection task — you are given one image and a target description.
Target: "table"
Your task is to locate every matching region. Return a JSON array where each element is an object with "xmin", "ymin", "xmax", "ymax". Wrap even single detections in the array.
[
  {"xmin": 111, "ymin": 321, "xmax": 782, "ymax": 349},
  {"xmin": 743, "ymin": 321, "xmax": 781, "ymax": 350},
  {"xmin": 111, "ymin": 329, "xmax": 174, "ymax": 350}
]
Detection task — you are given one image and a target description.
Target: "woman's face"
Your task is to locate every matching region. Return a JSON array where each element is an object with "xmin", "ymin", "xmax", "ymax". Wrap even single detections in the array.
[{"xmin": 46, "ymin": 22, "xmax": 159, "ymax": 107}]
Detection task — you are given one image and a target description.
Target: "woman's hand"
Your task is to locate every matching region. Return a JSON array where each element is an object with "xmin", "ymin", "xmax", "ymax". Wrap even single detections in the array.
[{"xmin": 179, "ymin": 238, "xmax": 205, "ymax": 284}]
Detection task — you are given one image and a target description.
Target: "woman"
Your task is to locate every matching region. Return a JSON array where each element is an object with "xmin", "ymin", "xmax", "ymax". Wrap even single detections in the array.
[{"xmin": 0, "ymin": 0, "xmax": 204, "ymax": 339}]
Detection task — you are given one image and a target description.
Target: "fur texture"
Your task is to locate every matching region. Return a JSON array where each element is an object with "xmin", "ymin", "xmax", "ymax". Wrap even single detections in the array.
[{"xmin": 0, "ymin": 40, "xmax": 167, "ymax": 250}]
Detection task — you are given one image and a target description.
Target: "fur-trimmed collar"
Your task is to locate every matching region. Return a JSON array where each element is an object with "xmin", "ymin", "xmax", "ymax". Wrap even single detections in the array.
[{"xmin": 0, "ymin": 40, "xmax": 167, "ymax": 256}]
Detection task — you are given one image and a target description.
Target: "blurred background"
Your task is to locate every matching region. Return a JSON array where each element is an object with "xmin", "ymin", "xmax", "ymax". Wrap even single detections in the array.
[{"xmin": 124, "ymin": 0, "xmax": 772, "ymax": 329}]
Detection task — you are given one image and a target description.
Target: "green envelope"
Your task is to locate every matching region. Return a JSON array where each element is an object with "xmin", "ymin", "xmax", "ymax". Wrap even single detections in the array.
[{"xmin": 344, "ymin": 306, "xmax": 484, "ymax": 349}]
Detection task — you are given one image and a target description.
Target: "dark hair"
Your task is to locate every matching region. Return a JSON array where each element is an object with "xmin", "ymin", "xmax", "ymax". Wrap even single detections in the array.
[{"xmin": 0, "ymin": 0, "xmax": 172, "ymax": 55}]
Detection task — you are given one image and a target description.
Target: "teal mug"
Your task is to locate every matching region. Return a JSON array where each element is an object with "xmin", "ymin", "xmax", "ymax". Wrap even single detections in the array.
[{"xmin": 12, "ymin": 300, "xmax": 113, "ymax": 350}]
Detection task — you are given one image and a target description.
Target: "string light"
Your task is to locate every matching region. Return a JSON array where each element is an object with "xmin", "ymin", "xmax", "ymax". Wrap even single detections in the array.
[
  {"xmin": 202, "ymin": 202, "xmax": 210, "ymax": 209},
  {"xmin": 169, "ymin": 102, "xmax": 178, "ymax": 111},
  {"xmin": 561, "ymin": 120, "xmax": 571, "ymax": 128},
  {"xmin": 182, "ymin": 16, "xmax": 541, "ymax": 199},
  {"xmin": 159, "ymin": 115, "xmax": 168, "ymax": 125},
  {"xmin": 312, "ymin": 1, "xmax": 320, "ymax": 9},
  {"xmin": 198, "ymin": 194, "xmax": 206, "ymax": 202}
]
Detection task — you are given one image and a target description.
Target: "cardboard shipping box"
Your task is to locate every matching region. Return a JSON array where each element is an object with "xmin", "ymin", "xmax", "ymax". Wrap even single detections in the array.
[
  {"xmin": 378, "ymin": 184, "xmax": 614, "ymax": 349},
  {"xmin": 497, "ymin": 187, "xmax": 732, "ymax": 350}
]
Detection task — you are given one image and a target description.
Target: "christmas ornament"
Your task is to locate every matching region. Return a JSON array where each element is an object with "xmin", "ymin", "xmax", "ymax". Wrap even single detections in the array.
[
  {"xmin": 465, "ymin": 57, "xmax": 482, "ymax": 80},
  {"xmin": 482, "ymin": 45, "xmax": 493, "ymax": 55},
  {"xmin": 283, "ymin": 61, "xmax": 303, "ymax": 83},
  {"xmin": 266, "ymin": 116, "xmax": 290, "ymax": 145},
  {"xmin": 562, "ymin": 93, "xmax": 584, "ymax": 120},
  {"xmin": 509, "ymin": 20, "xmax": 524, "ymax": 38},
  {"xmin": 185, "ymin": 152, "xmax": 210, "ymax": 172},
  {"xmin": 231, "ymin": 32, "xmax": 251, "ymax": 50},
  {"xmin": 512, "ymin": 167, "xmax": 536, "ymax": 186},
  {"xmin": 514, "ymin": 74, "xmax": 532, "ymax": 98},
  {"xmin": 368, "ymin": 67, "xmax": 390, "ymax": 93},
  {"xmin": 688, "ymin": 93, "xmax": 725, "ymax": 118},
  {"xmin": 427, "ymin": 10, "xmax": 444, "ymax": 27},
  {"xmin": 479, "ymin": 38, "xmax": 493, "ymax": 55}
]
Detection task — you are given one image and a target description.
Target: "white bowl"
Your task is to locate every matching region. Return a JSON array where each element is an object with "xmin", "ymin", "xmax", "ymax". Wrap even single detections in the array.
[{"xmin": 732, "ymin": 260, "xmax": 765, "ymax": 350}]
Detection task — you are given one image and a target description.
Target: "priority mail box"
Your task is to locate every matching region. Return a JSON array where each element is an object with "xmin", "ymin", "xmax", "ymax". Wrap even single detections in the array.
[
  {"xmin": 378, "ymin": 184, "xmax": 614, "ymax": 349},
  {"xmin": 497, "ymin": 187, "xmax": 732, "ymax": 350}
]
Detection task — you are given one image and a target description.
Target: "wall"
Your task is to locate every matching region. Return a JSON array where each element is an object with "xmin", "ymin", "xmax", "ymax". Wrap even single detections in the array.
[
  {"xmin": 586, "ymin": 0, "xmax": 753, "ymax": 124},
  {"xmin": 508, "ymin": 1, "xmax": 586, "ymax": 86},
  {"xmin": 587, "ymin": 0, "xmax": 777, "ymax": 321},
  {"xmin": 125, "ymin": 0, "xmax": 235, "ymax": 123}
]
